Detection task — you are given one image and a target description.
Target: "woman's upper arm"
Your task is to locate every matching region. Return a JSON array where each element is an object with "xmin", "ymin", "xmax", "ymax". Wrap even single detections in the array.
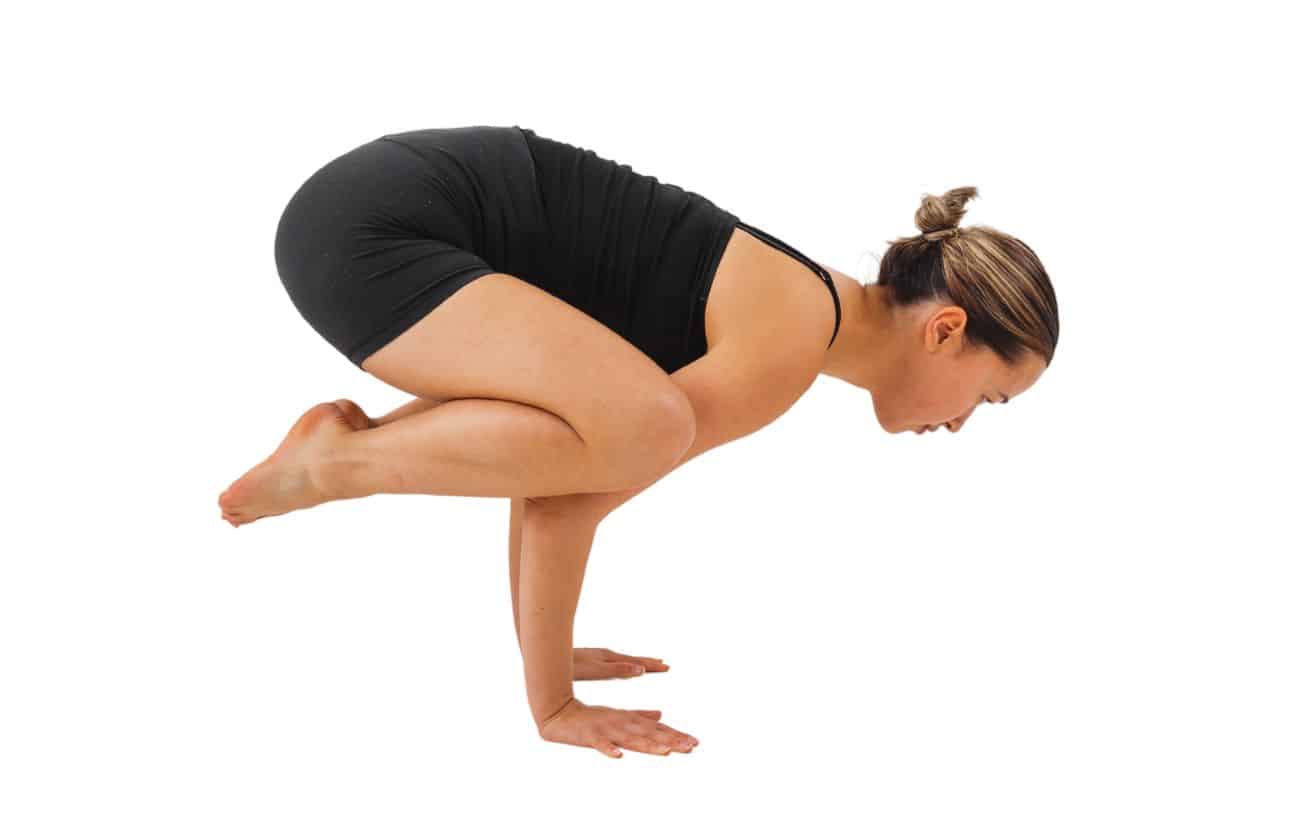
[{"xmin": 669, "ymin": 335, "xmax": 822, "ymax": 462}]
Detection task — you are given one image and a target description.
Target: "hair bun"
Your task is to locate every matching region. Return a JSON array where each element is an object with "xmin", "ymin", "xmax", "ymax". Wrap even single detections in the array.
[{"xmin": 916, "ymin": 186, "xmax": 979, "ymax": 237}]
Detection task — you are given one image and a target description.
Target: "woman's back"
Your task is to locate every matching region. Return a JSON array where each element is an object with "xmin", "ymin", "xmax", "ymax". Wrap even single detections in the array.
[{"xmin": 277, "ymin": 125, "xmax": 743, "ymax": 373}]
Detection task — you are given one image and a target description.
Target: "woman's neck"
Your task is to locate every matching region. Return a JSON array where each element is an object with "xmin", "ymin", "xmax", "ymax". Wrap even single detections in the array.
[{"xmin": 819, "ymin": 277, "xmax": 896, "ymax": 393}]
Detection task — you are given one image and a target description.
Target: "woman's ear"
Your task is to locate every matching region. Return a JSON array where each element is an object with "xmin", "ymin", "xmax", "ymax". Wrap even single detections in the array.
[{"xmin": 925, "ymin": 305, "xmax": 968, "ymax": 351}]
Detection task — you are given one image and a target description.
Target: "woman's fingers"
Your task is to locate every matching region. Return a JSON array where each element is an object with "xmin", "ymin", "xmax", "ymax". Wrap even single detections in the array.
[
  {"xmin": 655, "ymin": 723, "xmax": 698, "ymax": 751},
  {"xmin": 615, "ymin": 734, "xmax": 674, "ymax": 756},
  {"xmin": 573, "ymin": 648, "xmax": 667, "ymax": 681},
  {"xmin": 623, "ymin": 711, "xmax": 696, "ymax": 749},
  {"xmin": 604, "ymin": 650, "xmax": 670, "ymax": 672},
  {"xmin": 593, "ymin": 738, "xmax": 623, "ymax": 759},
  {"xmin": 628, "ymin": 655, "xmax": 670, "ymax": 671},
  {"xmin": 608, "ymin": 715, "xmax": 698, "ymax": 756}
]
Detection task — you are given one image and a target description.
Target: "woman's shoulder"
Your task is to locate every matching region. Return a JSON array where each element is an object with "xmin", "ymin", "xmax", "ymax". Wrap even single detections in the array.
[{"xmin": 704, "ymin": 224, "xmax": 839, "ymax": 370}]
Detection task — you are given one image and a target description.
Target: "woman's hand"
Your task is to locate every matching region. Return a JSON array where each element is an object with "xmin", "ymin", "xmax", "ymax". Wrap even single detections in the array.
[
  {"xmin": 574, "ymin": 647, "xmax": 670, "ymax": 681},
  {"xmin": 538, "ymin": 697, "xmax": 699, "ymax": 758}
]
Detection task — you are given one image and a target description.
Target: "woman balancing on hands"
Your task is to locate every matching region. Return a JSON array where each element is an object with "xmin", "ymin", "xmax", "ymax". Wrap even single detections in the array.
[{"xmin": 219, "ymin": 126, "xmax": 1060, "ymax": 758}]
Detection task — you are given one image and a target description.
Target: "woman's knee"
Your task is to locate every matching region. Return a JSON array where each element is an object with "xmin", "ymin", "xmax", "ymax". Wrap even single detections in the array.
[
  {"xmin": 650, "ymin": 386, "xmax": 697, "ymax": 461},
  {"xmin": 588, "ymin": 385, "xmax": 696, "ymax": 489}
]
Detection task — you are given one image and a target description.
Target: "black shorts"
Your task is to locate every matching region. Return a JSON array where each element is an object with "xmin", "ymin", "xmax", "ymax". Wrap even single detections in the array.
[{"xmin": 273, "ymin": 125, "xmax": 742, "ymax": 373}]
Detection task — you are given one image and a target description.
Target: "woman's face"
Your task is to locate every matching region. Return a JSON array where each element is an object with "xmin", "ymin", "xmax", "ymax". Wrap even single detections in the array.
[{"xmin": 873, "ymin": 302, "xmax": 1047, "ymax": 435}]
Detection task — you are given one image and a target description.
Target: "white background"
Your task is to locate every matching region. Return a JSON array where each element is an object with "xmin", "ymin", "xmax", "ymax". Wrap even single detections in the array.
[{"xmin": 3, "ymin": 1, "xmax": 1295, "ymax": 814}]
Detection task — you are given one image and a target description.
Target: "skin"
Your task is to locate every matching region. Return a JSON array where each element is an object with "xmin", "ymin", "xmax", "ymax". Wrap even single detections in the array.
[
  {"xmin": 217, "ymin": 226, "xmax": 1048, "ymax": 758},
  {"xmin": 817, "ymin": 272, "xmax": 1048, "ymax": 435},
  {"xmin": 508, "ymin": 269, "xmax": 1046, "ymax": 758}
]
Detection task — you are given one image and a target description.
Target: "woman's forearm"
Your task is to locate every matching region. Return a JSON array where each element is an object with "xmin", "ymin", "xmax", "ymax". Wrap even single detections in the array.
[
  {"xmin": 510, "ymin": 496, "xmax": 525, "ymax": 646},
  {"xmin": 517, "ymin": 500, "xmax": 602, "ymax": 726},
  {"xmin": 511, "ymin": 389, "xmax": 729, "ymax": 723},
  {"xmin": 509, "ymin": 477, "xmax": 669, "ymax": 650}
]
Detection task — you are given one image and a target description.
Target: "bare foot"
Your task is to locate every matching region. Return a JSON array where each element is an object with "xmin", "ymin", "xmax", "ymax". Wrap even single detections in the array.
[{"xmin": 218, "ymin": 399, "xmax": 369, "ymax": 527}]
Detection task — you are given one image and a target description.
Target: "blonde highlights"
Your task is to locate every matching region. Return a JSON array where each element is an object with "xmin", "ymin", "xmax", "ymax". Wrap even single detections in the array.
[{"xmin": 878, "ymin": 186, "xmax": 1059, "ymax": 366}]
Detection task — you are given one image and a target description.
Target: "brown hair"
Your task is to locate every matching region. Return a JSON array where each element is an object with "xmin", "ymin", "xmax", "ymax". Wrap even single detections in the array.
[{"xmin": 877, "ymin": 186, "xmax": 1059, "ymax": 366}]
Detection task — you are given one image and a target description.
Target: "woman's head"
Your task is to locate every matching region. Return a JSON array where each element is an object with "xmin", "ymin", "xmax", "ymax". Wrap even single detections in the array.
[{"xmin": 870, "ymin": 186, "xmax": 1058, "ymax": 434}]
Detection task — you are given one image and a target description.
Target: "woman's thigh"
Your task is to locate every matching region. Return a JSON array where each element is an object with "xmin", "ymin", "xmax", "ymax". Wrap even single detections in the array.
[{"xmin": 359, "ymin": 271, "xmax": 696, "ymax": 454}]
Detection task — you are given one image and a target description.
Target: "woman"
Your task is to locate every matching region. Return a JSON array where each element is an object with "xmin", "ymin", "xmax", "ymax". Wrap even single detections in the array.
[{"xmin": 218, "ymin": 125, "xmax": 1059, "ymax": 759}]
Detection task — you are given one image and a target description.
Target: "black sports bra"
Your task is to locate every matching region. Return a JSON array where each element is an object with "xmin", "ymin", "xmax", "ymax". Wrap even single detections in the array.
[{"xmin": 734, "ymin": 220, "xmax": 842, "ymax": 347}]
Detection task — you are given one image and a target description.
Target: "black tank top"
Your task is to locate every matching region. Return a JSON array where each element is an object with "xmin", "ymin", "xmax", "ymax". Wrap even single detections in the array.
[
  {"xmin": 275, "ymin": 125, "xmax": 844, "ymax": 374},
  {"xmin": 733, "ymin": 220, "xmax": 843, "ymax": 348}
]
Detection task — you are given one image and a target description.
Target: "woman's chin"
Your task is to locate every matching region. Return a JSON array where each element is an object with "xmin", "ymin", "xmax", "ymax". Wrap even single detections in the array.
[
  {"xmin": 878, "ymin": 416, "xmax": 909, "ymax": 434},
  {"xmin": 882, "ymin": 419, "xmax": 929, "ymax": 435},
  {"xmin": 872, "ymin": 405, "xmax": 913, "ymax": 434}
]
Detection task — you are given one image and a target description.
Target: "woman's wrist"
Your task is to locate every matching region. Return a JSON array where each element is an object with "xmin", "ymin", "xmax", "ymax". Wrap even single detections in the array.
[
  {"xmin": 520, "ymin": 628, "xmax": 579, "ymax": 727},
  {"xmin": 536, "ymin": 694, "xmax": 579, "ymax": 731}
]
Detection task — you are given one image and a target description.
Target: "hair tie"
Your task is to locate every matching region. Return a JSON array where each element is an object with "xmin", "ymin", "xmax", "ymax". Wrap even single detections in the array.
[{"xmin": 923, "ymin": 227, "xmax": 961, "ymax": 241}]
